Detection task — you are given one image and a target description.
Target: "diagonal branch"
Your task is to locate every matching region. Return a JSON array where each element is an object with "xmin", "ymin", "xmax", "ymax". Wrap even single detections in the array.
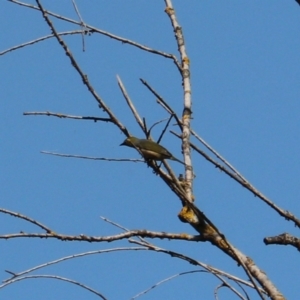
[
  {"xmin": 140, "ymin": 78, "xmax": 183, "ymax": 130},
  {"xmin": 34, "ymin": 0, "xmax": 128, "ymax": 137},
  {"xmin": 172, "ymin": 131, "xmax": 300, "ymax": 228},
  {"xmin": 7, "ymin": 0, "xmax": 182, "ymax": 71},
  {"xmin": 0, "ymin": 208, "xmax": 53, "ymax": 234},
  {"xmin": 116, "ymin": 75, "xmax": 145, "ymax": 134}
]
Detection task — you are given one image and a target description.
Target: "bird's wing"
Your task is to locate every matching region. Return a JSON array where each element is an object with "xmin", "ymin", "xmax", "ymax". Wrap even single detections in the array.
[{"xmin": 139, "ymin": 139, "xmax": 172, "ymax": 156}]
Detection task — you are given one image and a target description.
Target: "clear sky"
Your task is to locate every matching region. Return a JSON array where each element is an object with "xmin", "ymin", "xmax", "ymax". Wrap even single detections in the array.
[{"xmin": 1, "ymin": 1, "xmax": 300, "ymax": 299}]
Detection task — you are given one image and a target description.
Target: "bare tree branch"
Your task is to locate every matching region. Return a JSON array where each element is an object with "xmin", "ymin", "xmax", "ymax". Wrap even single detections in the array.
[
  {"xmin": 40, "ymin": 151, "xmax": 144, "ymax": 162},
  {"xmin": 34, "ymin": 0, "xmax": 129, "ymax": 137},
  {"xmin": 4, "ymin": 247, "xmax": 146, "ymax": 283},
  {"xmin": 116, "ymin": 75, "xmax": 145, "ymax": 134},
  {"xmin": 0, "ymin": 30, "xmax": 88, "ymax": 56},
  {"xmin": 70, "ymin": 0, "xmax": 87, "ymax": 51},
  {"xmin": 7, "ymin": 0, "xmax": 182, "ymax": 71},
  {"xmin": 24, "ymin": 111, "xmax": 114, "ymax": 123},
  {"xmin": 0, "ymin": 274, "xmax": 108, "ymax": 299},
  {"xmin": 0, "ymin": 208, "xmax": 53, "ymax": 233},
  {"xmin": 0, "ymin": 229, "xmax": 204, "ymax": 242},
  {"xmin": 130, "ymin": 239, "xmax": 268, "ymax": 296},
  {"xmin": 164, "ymin": 0, "xmax": 194, "ymax": 203},
  {"xmin": 264, "ymin": 233, "xmax": 300, "ymax": 251},
  {"xmin": 132, "ymin": 270, "xmax": 247, "ymax": 300}
]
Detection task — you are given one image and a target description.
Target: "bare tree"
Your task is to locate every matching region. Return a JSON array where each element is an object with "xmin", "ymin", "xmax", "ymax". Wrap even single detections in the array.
[{"xmin": 1, "ymin": 1, "xmax": 299, "ymax": 299}]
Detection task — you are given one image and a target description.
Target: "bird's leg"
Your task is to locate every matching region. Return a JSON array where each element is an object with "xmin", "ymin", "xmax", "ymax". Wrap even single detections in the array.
[
  {"xmin": 151, "ymin": 160, "xmax": 162, "ymax": 172},
  {"xmin": 146, "ymin": 160, "xmax": 161, "ymax": 175},
  {"xmin": 145, "ymin": 159, "xmax": 152, "ymax": 168}
]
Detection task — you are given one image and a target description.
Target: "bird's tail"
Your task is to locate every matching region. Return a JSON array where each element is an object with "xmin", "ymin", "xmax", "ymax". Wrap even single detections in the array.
[{"xmin": 172, "ymin": 156, "xmax": 185, "ymax": 165}]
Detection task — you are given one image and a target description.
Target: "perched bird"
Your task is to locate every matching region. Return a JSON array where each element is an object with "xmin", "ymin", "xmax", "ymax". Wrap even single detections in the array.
[{"xmin": 120, "ymin": 136, "xmax": 185, "ymax": 165}]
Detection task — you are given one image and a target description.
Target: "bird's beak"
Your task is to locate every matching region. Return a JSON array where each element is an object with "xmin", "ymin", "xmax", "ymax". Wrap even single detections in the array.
[{"xmin": 120, "ymin": 138, "xmax": 131, "ymax": 147}]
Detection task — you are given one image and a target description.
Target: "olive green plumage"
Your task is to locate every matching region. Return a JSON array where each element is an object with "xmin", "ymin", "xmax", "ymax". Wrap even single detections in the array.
[{"xmin": 120, "ymin": 136, "xmax": 185, "ymax": 165}]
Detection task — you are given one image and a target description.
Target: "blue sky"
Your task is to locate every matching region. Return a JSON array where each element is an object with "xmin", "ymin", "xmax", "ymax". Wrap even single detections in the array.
[{"xmin": 1, "ymin": 1, "xmax": 300, "ymax": 299}]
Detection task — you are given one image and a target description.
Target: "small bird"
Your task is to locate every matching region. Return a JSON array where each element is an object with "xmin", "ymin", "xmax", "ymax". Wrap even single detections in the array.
[{"xmin": 120, "ymin": 136, "xmax": 185, "ymax": 165}]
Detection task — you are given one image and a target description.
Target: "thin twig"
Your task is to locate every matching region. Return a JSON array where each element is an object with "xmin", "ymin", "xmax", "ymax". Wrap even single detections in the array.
[
  {"xmin": 143, "ymin": 118, "xmax": 149, "ymax": 137},
  {"xmin": 0, "ymin": 30, "xmax": 87, "ymax": 56},
  {"xmin": 132, "ymin": 270, "xmax": 245, "ymax": 300},
  {"xmin": 100, "ymin": 216, "xmax": 130, "ymax": 232},
  {"xmin": 71, "ymin": 0, "xmax": 86, "ymax": 51},
  {"xmin": 131, "ymin": 271, "xmax": 198, "ymax": 299},
  {"xmin": 24, "ymin": 111, "xmax": 113, "ymax": 123},
  {"xmin": 156, "ymin": 114, "xmax": 174, "ymax": 145},
  {"xmin": 116, "ymin": 75, "xmax": 145, "ymax": 134},
  {"xmin": 147, "ymin": 117, "xmax": 169, "ymax": 137},
  {"xmin": 235, "ymin": 281, "xmax": 251, "ymax": 300},
  {"xmin": 191, "ymin": 130, "xmax": 246, "ymax": 182},
  {"xmin": 140, "ymin": 78, "xmax": 182, "ymax": 126},
  {"xmin": 4, "ymin": 247, "xmax": 146, "ymax": 283},
  {"xmin": 40, "ymin": 151, "xmax": 144, "ymax": 162},
  {"xmin": 71, "ymin": 0, "xmax": 85, "ymax": 27},
  {"xmin": 214, "ymin": 282, "xmax": 246, "ymax": 300},
  {"xmin": 100, "ymin": 216, "xmax": 151, "ymax": 245},
  {"xmin": 0, "ymin": 274, "xmax": 108, "ymax": 299},
  {"xmin": 0, "ymin": 208, "xmax": 53, "ymax": 234}
]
